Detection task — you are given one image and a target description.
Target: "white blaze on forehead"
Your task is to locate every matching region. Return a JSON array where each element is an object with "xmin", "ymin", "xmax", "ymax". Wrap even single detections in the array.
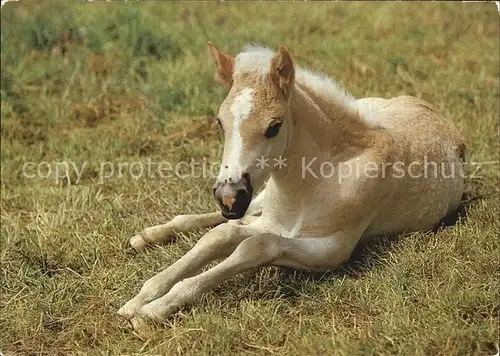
[
  {"xmin": 218, "ymin": 88, "xmax": 254, "ymax": 182},
  {"xmin": 230, "ymin": 87, "xmax": 254, "ymax": 120}
]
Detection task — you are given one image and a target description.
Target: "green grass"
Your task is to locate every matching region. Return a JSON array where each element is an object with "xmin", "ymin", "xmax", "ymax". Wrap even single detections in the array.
[{"xmin": 1, "ymin": 2, "xmax": 499, "ymax": 355}]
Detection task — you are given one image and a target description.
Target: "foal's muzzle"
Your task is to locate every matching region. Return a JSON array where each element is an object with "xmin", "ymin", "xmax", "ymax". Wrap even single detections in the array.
[{"xmin": 213, "ymin": 173, "xmax": 253, "ymax": 220}]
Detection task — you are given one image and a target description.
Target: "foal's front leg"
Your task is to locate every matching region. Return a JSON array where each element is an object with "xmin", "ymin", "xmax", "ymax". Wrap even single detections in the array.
[
  {"xmin": 136, "ymin": 232, "xmax": 358, "ymax": 324},
  {"xmin": 130, "ymin": 187, "xmax": 267, "ymax": 250},
  {"xmin": 130, "ymin": 212, "xmax": 227, "ymax": 251},
  {"xmin": 118, "ymin": 223, "xmax": 259, "ymax": 319}
]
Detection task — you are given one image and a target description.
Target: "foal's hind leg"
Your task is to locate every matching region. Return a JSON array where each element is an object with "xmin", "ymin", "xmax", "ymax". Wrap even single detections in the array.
[{"xmin": 130, "ymin": 212, "xmax": 227, "ymax": 251}]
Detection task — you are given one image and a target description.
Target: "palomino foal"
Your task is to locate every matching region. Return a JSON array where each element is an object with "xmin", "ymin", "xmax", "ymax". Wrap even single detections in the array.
[{"xmin": 118, "ymin": 43, "xmax": 465, "ymax": 330}]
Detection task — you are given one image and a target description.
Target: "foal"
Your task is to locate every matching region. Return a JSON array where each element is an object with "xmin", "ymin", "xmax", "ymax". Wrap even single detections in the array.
[{"xmin": 118, "ymin": 43, "xmax": 465, "ymax": 330}]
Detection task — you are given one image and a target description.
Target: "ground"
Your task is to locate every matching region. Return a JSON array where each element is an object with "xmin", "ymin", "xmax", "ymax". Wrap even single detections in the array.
[{"xmin": 1, "ymin": 2, "xmax": 499, "ymax": 355}]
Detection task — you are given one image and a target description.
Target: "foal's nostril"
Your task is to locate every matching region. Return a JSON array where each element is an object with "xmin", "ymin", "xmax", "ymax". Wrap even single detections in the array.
[{"xmin": 242, "ymin": 172, "xmax": 251, "ymax": 185}]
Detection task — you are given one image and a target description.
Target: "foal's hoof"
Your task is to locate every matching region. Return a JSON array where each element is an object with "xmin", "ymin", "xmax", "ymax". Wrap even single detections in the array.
[
  {"xmin": 129, "ymin": 309, "xmax": 165, "ymax": 337},
  {"xmin": 117, "ymin": 304, "xmax": 135, "ymax": 320},
  {"xmin": 118, "ymin": 298, "xmax": 144, "ymax": 320},
  {"xmin": 129, "ymin": 234, "xmax": 148, "ymax": 251}
]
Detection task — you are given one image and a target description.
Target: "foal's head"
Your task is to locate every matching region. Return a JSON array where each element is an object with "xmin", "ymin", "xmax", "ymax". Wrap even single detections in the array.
[{"xmin": 208, "ymin": 42, "xmax": 296, "ymax": 219}]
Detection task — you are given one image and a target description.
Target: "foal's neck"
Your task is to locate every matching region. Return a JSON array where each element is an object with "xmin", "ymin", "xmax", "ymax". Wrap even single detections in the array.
[
  {"xmin": 272, "ymin": 86, "xmax": 376, "ymax": 188},
  {"xmin": 293, "ymin": 85, "xmax": 372, "ymax": 155}
]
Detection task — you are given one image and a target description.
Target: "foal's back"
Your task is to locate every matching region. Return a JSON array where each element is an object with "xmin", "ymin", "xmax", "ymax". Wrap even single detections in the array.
[{"xmin": 358, "ymin": 95, "xmax": 465, "ymax": 237}]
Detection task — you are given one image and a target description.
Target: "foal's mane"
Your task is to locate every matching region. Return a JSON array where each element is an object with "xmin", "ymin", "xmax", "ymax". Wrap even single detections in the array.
[{"xmin": 234, "ymin": 45, "xmax": 360, "ymax": 116}]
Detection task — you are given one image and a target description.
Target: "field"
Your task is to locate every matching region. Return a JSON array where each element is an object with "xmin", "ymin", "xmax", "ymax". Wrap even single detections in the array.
[{"xmin": 1, "ymin": 2, "xmax": 499, "ymax": 355}]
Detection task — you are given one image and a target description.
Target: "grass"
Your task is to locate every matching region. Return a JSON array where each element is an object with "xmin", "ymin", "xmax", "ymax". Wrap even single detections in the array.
[{"xmin": 1, "ymin": 2, "xmax": 499, "ymax": 355}]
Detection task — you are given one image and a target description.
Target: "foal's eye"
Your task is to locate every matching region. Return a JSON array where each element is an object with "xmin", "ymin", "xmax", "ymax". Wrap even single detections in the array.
[{"xmin": 265, "ymin": 121, "xmax": 282, "ymax": 138}]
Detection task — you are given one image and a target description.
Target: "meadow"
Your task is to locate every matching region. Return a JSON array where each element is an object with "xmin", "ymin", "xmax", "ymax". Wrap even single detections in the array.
[{"xmin": 1, "ymin": 2, "xmax": 499, "ymax": 355}]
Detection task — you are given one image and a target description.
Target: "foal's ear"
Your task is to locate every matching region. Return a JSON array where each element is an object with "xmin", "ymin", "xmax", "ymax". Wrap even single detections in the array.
[
  {"xmin": 208, "ymin": 41, "xmax": 234, "ymax": 90},
  {"xmin": 270, "ymin": 46, "xmax": 295, "ymax": 98}
]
